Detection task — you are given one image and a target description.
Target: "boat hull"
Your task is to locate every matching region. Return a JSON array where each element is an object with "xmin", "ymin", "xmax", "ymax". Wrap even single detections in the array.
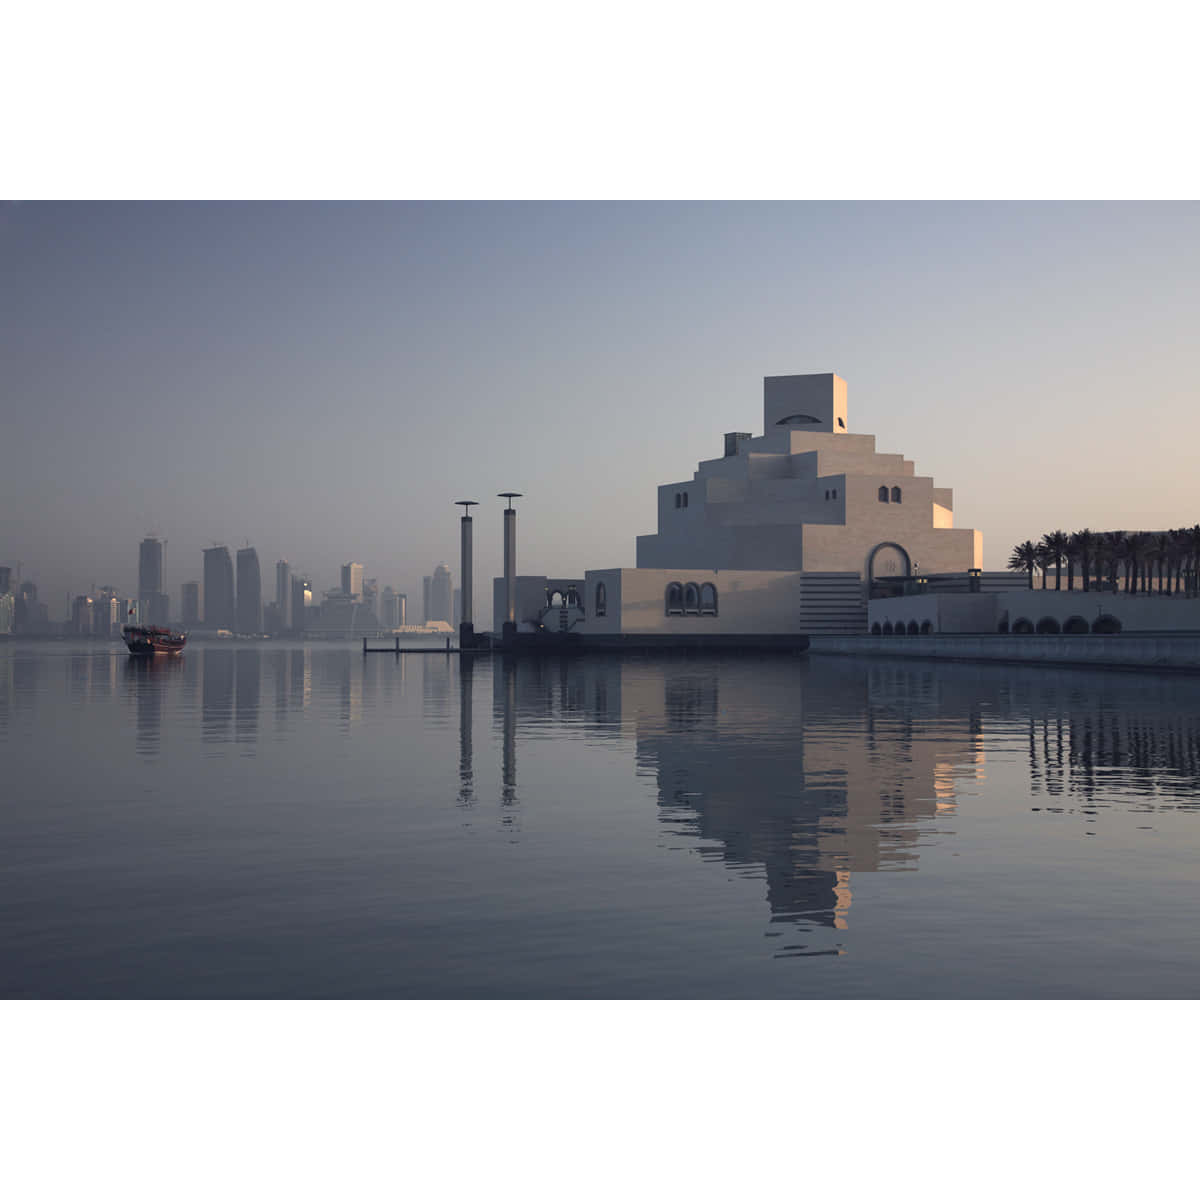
[{"xmin": 122, "ymin": 625, "xmax": 186, "ymax": 656}]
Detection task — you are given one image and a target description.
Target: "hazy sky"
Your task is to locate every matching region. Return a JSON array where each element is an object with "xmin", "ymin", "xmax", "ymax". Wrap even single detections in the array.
[{"xmin": 3, "ymin": 201, "xmax": 1198, "ymax": 617}]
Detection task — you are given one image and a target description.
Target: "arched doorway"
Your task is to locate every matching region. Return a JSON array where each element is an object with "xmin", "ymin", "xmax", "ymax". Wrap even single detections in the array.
[{"xmin": 868, "ymin": 542, "xmax": 911, "ymax": 580}]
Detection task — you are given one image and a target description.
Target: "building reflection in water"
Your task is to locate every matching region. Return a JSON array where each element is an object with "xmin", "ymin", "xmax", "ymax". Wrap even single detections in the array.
[
  {"xmin": 637, "ymin": 658, "xmax": 989, "ymax": 939},
  {"xmin": 1022, "ymin": 679, "xmax": 1200, "ymax": 806},
  {"xmin": 201, "ymin": 649, "xmax": 235, "ymax": 744},
  {"xmin": 234, "ymin": 649, "xmax": 260, "ymax": 749},
  {"xmin": 486, "ymin": 654, "xmax": 987, "ymax": 939},
  {"xmin": 458, "ymin": 654, "xmax": 475, "ymax": 809}
]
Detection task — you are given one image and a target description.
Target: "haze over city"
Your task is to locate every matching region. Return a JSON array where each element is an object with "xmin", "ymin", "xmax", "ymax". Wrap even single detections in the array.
[{"xmin": 4, "ymin": 201, "xmax": 1198, "ymax": 618}]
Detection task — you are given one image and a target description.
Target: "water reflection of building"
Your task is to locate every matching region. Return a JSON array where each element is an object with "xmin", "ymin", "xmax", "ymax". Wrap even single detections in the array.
[
  {"xmin": 235, "ymin": 648, "xmax": 260, "ymax": 746},
  {"xmin": 487, "ymin": 654, "xmax": 985, "ymax": 933},
  {"xmin": 1020, "ymin": 677, "xmax": 1200, "ymax": 803},
  {"xmin": 201, "ymin": 648, "xmax": 235, "ymax": 743}
]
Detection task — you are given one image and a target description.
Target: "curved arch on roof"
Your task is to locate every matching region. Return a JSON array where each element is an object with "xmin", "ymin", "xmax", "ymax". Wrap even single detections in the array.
[{"xmin": 775, "ymin": 413, "xmax": 822, "ymax": 425}]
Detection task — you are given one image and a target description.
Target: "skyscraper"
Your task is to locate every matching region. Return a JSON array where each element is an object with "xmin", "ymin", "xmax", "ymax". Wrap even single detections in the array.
[
  {"xmin": 72, "ymin": 595, "xmax": 95, "ymax": 635},
  {"xmin": 236, "ymin": 547, "xmax": 262, "ymax": 634},
  {"xmin": 430, "ymin": 563, "xmax": 453, "ymax": 625},
  {"xmin": 422, "ymin": 576, "xmax": 432, "ymax": 623},
  {"xmin": 380, "ymin": 587, "xmax": 399, "ymax": 629},
  {"xmin": 139, "ymin": 536, "xmax": 169, "ymax": 625},
  {"xmin": 181, "ymin": 580, "xmax": 201, "ymax": 626},
  {"xmin": 203, "ymin": 546, "xmax": 236, "ymax": 632},
  {"xmin": 276, "ymin": 560, "xmax": 291, "ymax": 628},
  {"xmin": 396, "ymin": 592, "xmax": 407, "ymax": 627},
  {"xmin": 341, "ymin": 562, "xmax": 364, "ymax": 600},
  {"xmin": 290, "ymin": 576, "xmax": 310, "ymax": 635}
]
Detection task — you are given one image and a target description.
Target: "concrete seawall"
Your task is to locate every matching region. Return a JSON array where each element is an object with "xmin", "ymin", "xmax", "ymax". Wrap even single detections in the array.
[{"xmin": 808, "ymin": 633, "xmax": 1200, "ymax": 672}]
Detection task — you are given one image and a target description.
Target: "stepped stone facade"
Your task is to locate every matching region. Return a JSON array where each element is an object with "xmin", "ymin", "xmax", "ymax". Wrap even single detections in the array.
[{"xmin": 496, "ymin": 371, "xmax": 983, "ymax": 638}]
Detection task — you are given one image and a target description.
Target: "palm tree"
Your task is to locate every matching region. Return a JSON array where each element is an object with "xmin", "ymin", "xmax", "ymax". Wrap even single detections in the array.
[
  {"xmin": 1043, "ymin": 530, "xmax": 1070, "ymax": 591},
  {"xmin": 1153, "ymin": 532, "xmax": 1172, "ymax": 594},
  {"xmin": 1102, "ymin": 531, "xmax": 1125, "ymax": 593},
  {"xmin": 1170, "ymin": 528, "xmax": 1187, "ymax": 595},
  {"xmin": 1035, "ymin": 543, "xmax": 1054, "ymax": 589},
  {"xmin": 1125, "ymin": 531, "xmax": 1149, "ymax": 594},
  {"xmin": 1008, "ymin": 541, "xmax": 1040, "ymax": 590},
  {"xmin": 1175, "ymin": 528, "xmax": 1191, "ymax": 595},
  {"xmin": 1073, "ymin": 528, "xmax": 1097, "ymax": 593},
  {"xmin": 1188, "ymin": 526, "xmax": 1200, "ymax": 597}
]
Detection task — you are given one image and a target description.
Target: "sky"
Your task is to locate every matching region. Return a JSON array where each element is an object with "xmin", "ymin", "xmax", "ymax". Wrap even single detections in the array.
[{"xmin": 3, "ymin": 200, "xmax": 1198, "ymax": 618}]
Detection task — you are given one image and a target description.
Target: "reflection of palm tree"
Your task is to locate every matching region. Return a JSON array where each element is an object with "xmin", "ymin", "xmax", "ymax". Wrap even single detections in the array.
[
  {"xmin": 1008, "ymin": 541, "xmax": 1039, "ymax": 590},
  {"xmin": 1043, "ymin": 530, "xmax": 1070, "ymax": 591}
]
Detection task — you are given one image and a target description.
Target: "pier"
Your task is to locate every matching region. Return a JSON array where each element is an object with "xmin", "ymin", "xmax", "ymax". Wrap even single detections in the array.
[{"xmin": 362, "ymin": 636, "xmax": 492, "ymax": 655}]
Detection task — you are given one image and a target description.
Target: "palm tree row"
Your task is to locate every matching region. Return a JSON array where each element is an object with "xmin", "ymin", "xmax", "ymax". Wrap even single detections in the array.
[{"xmin": 1008, "ymin": 527, "xmax": 1200, "ymax": 594}]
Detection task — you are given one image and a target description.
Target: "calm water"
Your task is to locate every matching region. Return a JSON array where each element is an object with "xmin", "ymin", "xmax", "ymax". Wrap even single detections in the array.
[{"xmin": 3, "ymin": 641, "xmax": 1200, "ymax": 998}]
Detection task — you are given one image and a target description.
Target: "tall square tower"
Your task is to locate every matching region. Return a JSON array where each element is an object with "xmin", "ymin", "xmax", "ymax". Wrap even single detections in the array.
[{"xmin": 763, "ymin": 373, "xmax": 848, "ymax": 434}]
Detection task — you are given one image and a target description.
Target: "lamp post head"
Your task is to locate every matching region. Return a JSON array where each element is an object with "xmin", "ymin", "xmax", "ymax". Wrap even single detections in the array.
[
  {"xmin": 498, "ymin": 492, "xmax": 522, "ymax": 511},
  {"xmin": 455, "ymin": 500, "xmax": 479, "ymax": 515}
]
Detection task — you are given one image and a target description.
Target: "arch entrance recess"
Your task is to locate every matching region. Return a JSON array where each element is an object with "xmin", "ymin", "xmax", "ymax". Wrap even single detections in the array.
[{"xmin": 868, "ymin": 542, "xmax": 911, "ymax": 580}]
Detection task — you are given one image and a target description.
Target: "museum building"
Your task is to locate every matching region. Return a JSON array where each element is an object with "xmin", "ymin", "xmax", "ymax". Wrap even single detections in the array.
[{"xmin": 494, "ymin": 372, "xmax": 984, "ymax": 639}]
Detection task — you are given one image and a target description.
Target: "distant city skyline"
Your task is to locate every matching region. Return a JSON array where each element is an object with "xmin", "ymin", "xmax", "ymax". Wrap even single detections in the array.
[{"xmin": 4, "ymin": 201, "xmax": 1200, "ymax": 615}]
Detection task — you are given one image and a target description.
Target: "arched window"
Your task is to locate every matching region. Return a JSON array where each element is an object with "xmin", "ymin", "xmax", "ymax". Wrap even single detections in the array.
[
  {"xmin": 878, "ymin": 486, "xmax": 889, "ymax": 502},
  {"xmin": 832, "ymin": 488, "xmax": 837, "ymax": 499},
  {"xmin": 871, "ymin": 622, "xmax": 882, "ymax": 636},
  {"xmin": 566, "ymin": 587, "xmax": 579, "ymax": 607},
  {"xmin": 891, "ymin": 486, "xmax": 902, "ymax": 503},
  {"xmin": 920, "ymin": 620, "xmax": 933, "ymax": 635},
  {"xmin": 595, "ymin": 581, "xmax": 607, "ymax": 618},
  {"xmin": 699, "ymin": 582, "xmax": 717, "ymax": 615},
  {"xmin": 682, "ymin": 492, "xmax": 689, "ymax": 508},
  {"xmin": 548, "ymin": 589, "xmax": 565, "ymax": 608},
  {"xmin": 907, "ymin": 620, "xmax": 920, "ymax": 635},
  {"xmin": 824, "ymin": 489, "xmax": 830, "ymax": 500},
  {"xmin": 882, "ymin": 621, "xmax": 894, "ymax": 635},
  {"xmin": 674, "ymin": 493, "xmax": 681, "ymax": 508},
  {"xmin": 683, "ymin": 583, "xmax": 700, "ymax": 614},
  {"xmin": 665, "ymin": 583, "xmax": 683, "ymax": 615}
]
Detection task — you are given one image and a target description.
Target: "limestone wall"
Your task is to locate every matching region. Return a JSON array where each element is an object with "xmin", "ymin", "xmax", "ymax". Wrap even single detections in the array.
[{"xmin": 810, "ymin": 634, "xmax": 1200, "ymax": 671}]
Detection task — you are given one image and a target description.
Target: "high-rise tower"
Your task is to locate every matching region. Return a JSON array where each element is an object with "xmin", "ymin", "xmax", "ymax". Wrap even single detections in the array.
[
  {"xmin": 181, "ymin": 580, "xmax": 201, "ymax": 626},
  {"xmin": 430, "ymin": 563, "xmax": 453, "ymax": 625},
  {"xmin": 139, "ymin": 536, "xmax": 169, "ymax": 625},
  {"xmin": 203, "ymin": 546, "xmax": 236, "ymax": 631},
  {"xmin": 236, "ymin": 547, "xmax": 262, "ymax": 634},
  {"xmin": 341, "ymin": 562, "xmax": 363, "ymax": 600},
  {"xmin": 276, "ymin": 560, "xmax": 291, "ymax": 628}
]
